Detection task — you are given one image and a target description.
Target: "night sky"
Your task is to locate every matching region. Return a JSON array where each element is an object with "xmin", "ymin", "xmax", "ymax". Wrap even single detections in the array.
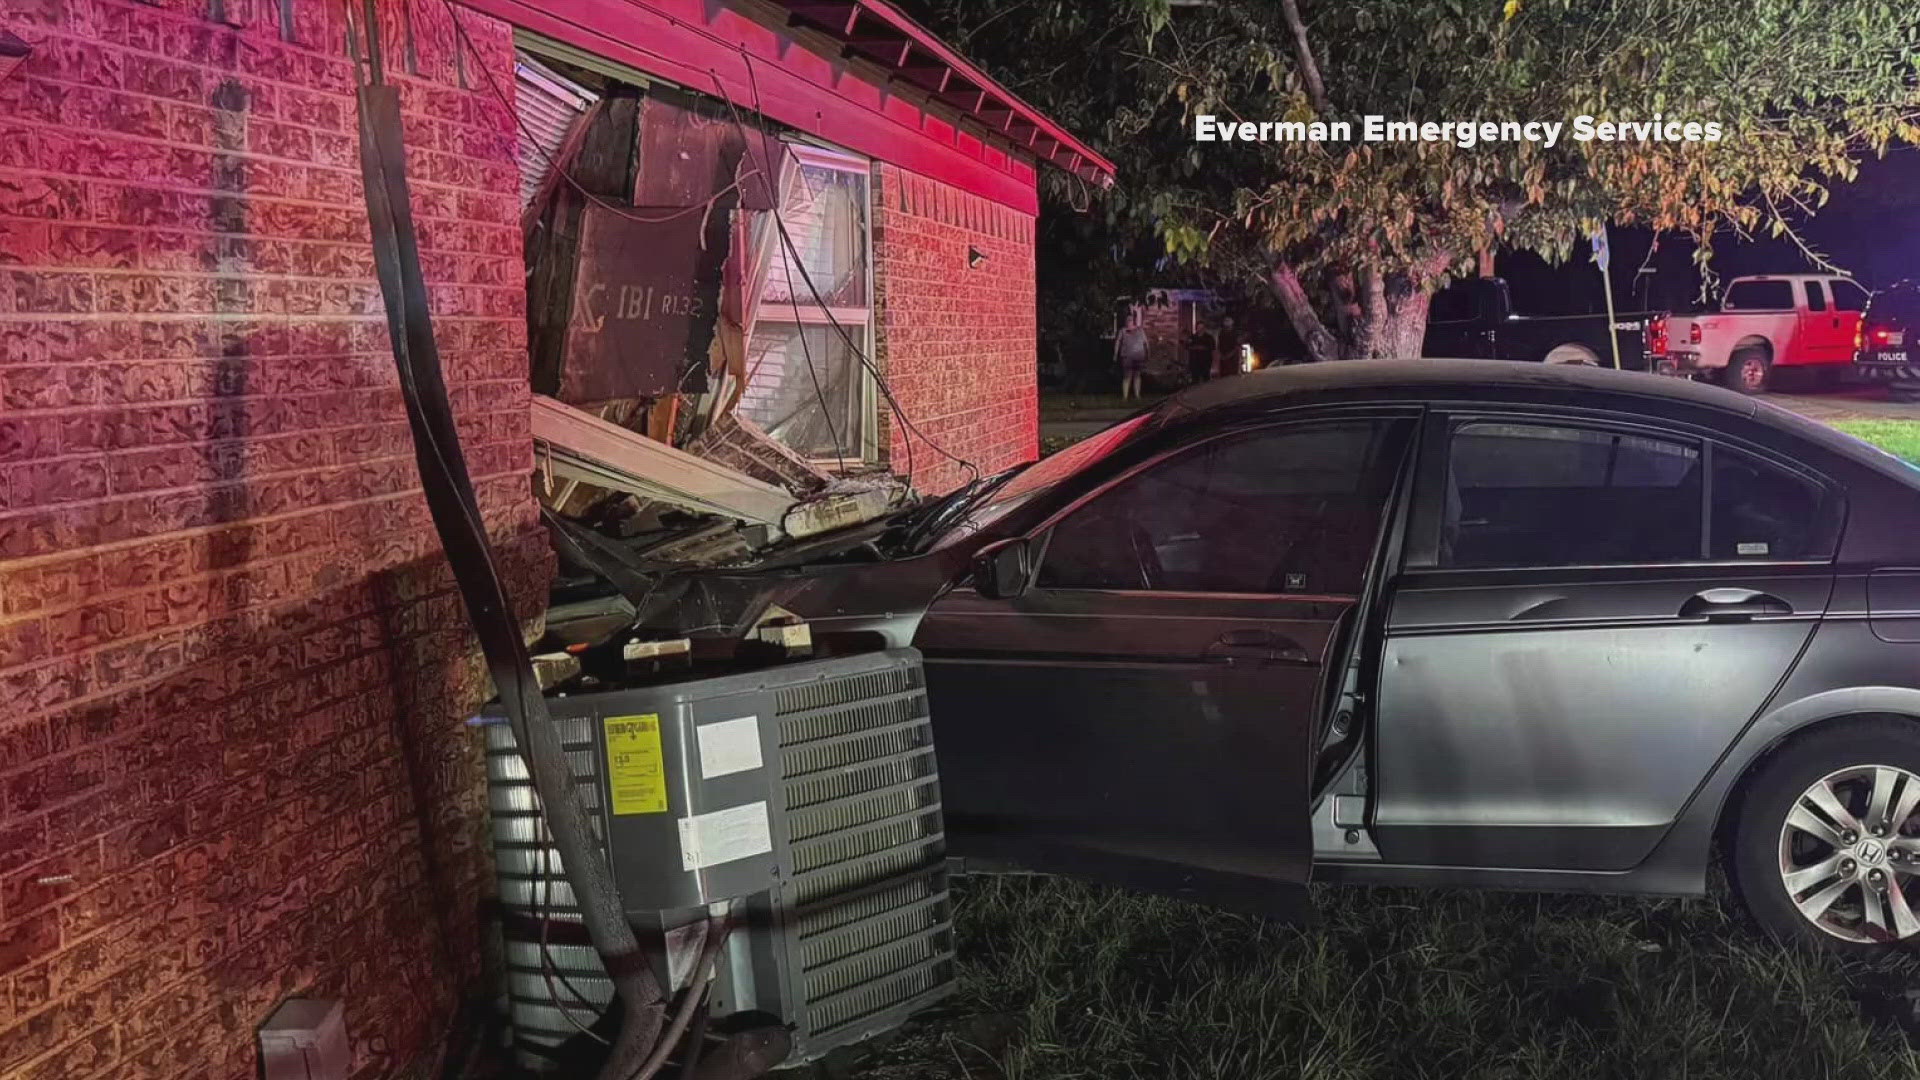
[{"xmin": 1502, "ymin": 146, "xmax": 1920, "ymax": 317}]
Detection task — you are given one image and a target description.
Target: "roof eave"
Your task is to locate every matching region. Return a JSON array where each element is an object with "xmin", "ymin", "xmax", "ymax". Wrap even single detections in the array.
[{"xmin": 769, "ymin": 0, "xmax": 1117, "ymax": 189}]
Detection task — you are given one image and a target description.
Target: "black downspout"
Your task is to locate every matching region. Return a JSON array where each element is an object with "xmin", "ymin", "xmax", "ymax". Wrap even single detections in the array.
[{"xmin": 349, "ymin": 27, "xmax": 665, "ymax": 1080}]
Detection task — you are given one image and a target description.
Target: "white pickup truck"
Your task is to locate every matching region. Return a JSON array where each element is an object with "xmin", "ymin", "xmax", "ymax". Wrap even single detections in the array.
[{"xmin": 1663, "ymin": 274, "xmax": 1869, "ymax": 394}]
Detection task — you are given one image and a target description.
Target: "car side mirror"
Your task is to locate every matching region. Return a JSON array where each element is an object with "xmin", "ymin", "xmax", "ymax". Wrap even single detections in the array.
[{"xmin": 971, "ymin": 538, "xmax": 1033, "ymax": 600}]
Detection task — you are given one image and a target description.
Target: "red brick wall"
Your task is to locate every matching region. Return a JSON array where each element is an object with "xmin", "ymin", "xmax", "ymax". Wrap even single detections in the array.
[
  {"xmin": 872, "ymin": 164, "xmax": 1038, "ymax": 495},
  {"xmin": 0, "ymin": 2, "xmax": 546, "ymax": 1077}
]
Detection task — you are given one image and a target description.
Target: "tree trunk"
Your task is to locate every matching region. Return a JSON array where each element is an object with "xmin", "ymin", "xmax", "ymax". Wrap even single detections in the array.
[
  {"xmin": 1345, "ymin": 270, "xmax": 1432, "ymax": 359},
  {"xmin": 1269, "ymin": 260, "xmax": 1435, "ymax": 362}
]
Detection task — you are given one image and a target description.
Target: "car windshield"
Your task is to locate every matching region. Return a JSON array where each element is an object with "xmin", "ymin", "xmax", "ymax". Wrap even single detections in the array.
[
  {"xmin": 927, "ymin": 413, "xmax": 1153, "ymax": 549},
  {"xmin": 1870, "ymin": 283, "xmax": 1920, "ymax": 327}
]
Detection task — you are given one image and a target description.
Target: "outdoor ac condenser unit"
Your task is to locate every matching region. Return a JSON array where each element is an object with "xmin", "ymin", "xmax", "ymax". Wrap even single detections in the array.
[{"xmin": 481, "ymin": 647, "xmax": 954, "ymax": 1073}]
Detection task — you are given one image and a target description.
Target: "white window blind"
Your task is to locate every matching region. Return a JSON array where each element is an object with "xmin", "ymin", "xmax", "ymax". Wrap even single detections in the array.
[{"xmin": 513, "ymin": 53, "xmax": 598, "ymax": 211}]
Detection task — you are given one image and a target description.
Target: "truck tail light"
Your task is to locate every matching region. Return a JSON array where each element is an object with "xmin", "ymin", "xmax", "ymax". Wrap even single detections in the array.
[
  {"xmin": 1646, "ymin": 315, "xmax": 1669, "ymax": 356},
  {"xmin": 1865, "ymin": 323, "xmax": 1904, "ymax": 349},
  {"xmin": 1688, "ymin": 322, "xmax": 1702, "ymax": 345}
]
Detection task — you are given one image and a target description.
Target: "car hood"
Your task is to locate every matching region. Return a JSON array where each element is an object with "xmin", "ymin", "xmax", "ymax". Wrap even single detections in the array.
[{"xmin": 661, "ymin": 542, "xmax": 977, "ymax": 649}]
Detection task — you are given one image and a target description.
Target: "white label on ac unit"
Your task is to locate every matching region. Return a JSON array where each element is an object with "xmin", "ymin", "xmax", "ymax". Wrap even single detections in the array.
[
  {"xmin": 678, "ymin": 801, "xmax": 773, "ymax": 871},
  {"xmin": 696, "ymin": 716, "xmax": 763, "ymax": 779}
]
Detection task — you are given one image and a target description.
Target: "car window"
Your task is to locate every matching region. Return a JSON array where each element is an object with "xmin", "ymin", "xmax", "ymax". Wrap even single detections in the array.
[
  {"xmin": 1711, "ymin": 446, "xmax": 1833, "ymax": 561},
  {"xmin": 1036, "ymin": 419, "xmax": 1406, "ymax": 595},
  {"xmin": 1428, "ymin": 284, "xmax": 1473, "ymax": 323},
  {"xmin": 1803, "ymin": 281, "xmax": 1827, "ymax": 312},
  {"xmin": 1868, "ymin": 283, "xmax": 1920, "ymax": 327},
  {"xmin": 1725, "ymin": 280, "xmax": 1794, "ymax": 311},
  {"xmin": 1441, "ymin": 421, "xmax": 1703, "ymax": 569},
  {"xmin": 1831, "ymin": 280, "xmax": 1870, "ymax": 313}
]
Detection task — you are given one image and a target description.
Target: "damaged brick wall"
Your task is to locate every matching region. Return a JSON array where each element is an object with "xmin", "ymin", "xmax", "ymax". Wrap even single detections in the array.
[
  {"xmin": 0, "ymin": 1, "xmax": 546, "ymax": 1077},
  {"xmin": 872, "ymin": 164, "xmax": 1039, "ymax": 495}
]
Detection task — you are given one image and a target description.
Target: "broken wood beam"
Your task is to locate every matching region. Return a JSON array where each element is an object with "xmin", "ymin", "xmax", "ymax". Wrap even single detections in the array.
[{"xmin": 531, "ymin": 396, "xmax": 797, "ymax": 528}]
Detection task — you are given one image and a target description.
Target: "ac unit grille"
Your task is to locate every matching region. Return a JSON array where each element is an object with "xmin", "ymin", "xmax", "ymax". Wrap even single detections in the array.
[
  {"xmin": 809, "ymin": 956, "xmax": 956, "ymax": 1035},
  {"xmin": 795, "ymin": 872, "xmax": 940, "ymax": 941},
  {"xmin": 786, "ymin": 750, "xmax": 936, "ymax": 810},
  {"xmin": 775, "ymin": 664, "xmax": 951, "ymax": 1047},
  {"xmin": 778, "ymin": 690, "xmax": 926, "ymax": 747},
  {"xmin": 481, "ymin": 652, "xmax": 952, "ymax": 1070},
  {"xmin": 793, "ymin": 841, "xmax": 942, "ymax": 906},
  {"xmin": 798, "ymin": 895, "xmax": 947, "ymax": 971},
  {"xmin": 775, "ymin": 665, "xmax": 924, "ymax": 719},
  {"xmin": 782, "ymin": 723, "xmax": 932, "ymax": 780},
  {"xmin": 788, "ymin": 780, "xmax": 938, "ymax": 843},
  {"xmin": 791, "ymin": 810, "xmax": 941, "ymax": 874}
]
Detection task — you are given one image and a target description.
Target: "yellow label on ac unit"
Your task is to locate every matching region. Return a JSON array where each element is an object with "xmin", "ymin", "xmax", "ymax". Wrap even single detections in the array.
[{"xmin": 604, "ymin": 714, "xmax": 669, "ymax": 814}]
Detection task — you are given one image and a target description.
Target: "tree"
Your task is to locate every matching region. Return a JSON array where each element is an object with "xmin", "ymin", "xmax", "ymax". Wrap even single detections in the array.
[{"xmin": 908, "ymin": 0, "xmax": 1920, "ymax": 360}]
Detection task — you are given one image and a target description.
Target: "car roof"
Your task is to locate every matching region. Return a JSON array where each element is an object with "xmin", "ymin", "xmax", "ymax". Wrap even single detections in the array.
[
  {"xmin": 1732, "ymin": 273, "xmax": 1857, "ymax": 283},
  {"xmin": 1158, "ymin": 358, "xmax": 1747, "ymax": 416},
  {"xmin": 1150, "ymin": 359, "xmax": 1920, "ymax": 486}
]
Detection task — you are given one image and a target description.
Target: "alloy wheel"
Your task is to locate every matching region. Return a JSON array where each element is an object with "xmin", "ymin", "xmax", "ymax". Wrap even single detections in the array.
[
  {"xmin": 1739, "ymin": 358, "xmax": 1767, "ymax": 392},
  {"xmin": 1778, "ymin": 764, "xmax": 1920, "ymax": 943}
]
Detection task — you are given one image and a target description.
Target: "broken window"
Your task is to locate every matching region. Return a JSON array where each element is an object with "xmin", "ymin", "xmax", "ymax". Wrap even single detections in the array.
[
  {"xmin": 510, "ymin": 38, "xmax": 903, "ymax": 591},
  {"xmin": 739, "ymin": 147, "xmax": 876, "ymax": 465}
]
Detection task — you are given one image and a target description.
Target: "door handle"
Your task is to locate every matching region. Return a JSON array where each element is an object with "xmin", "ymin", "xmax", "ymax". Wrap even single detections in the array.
[
  {"xmin": 1204, "ymin": 629, "xmax": 1313, "ymax": 666},
  {"xmin": 1678, "ymin": 587, "xmax": 1793, "ymax": 621}
]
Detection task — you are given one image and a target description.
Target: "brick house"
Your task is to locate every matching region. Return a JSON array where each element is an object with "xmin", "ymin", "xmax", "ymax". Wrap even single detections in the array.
[{"xmin": 0, "ymin": 1, "xmax": 1110, "ymax": 1077}]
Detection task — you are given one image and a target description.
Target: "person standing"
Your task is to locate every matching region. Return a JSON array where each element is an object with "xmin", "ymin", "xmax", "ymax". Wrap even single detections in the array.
[
  {"xmin": 1186, "ymin": 325, "xmax": 1216, "ymax": 385},
  {"xmin": 1115, "ymin": 309, "xmax": 1148, "ymax": 400},
  {"xmin": 1215, "ymin": 316, "xmax": 1241, "ymax": 377}
]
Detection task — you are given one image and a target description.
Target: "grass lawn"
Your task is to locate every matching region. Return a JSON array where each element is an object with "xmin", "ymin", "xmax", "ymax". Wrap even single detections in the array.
[
  {"xmin": 1830, "ymin": 418, "xmax": 1920, "ymax": 464},
  {"xmin": 854, "ymin": 878, "xmax": 1920, "ymax": 1080},
  {"xmin": 1038, "ymin": 392, "xmax": 1168, "ymax": 420},
  {"xmin": 839, "ymin": 414, "xmax": 1920, "ymax": 1080}
]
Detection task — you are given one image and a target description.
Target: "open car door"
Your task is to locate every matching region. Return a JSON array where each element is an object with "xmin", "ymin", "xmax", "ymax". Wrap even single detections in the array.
[{"xmin": 914, "ymin": 410, "xmax": 1419, "ymax": 917}]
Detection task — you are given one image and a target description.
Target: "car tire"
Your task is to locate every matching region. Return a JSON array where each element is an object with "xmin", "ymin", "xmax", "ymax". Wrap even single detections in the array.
[
  {"xmin": 1889, "ymin": 384, "xmax": 1920, "ymax": 404},
  {"xmin": 1730, "ymin": 719, "xmax": 1920, "ymax": 954},
  {"xmin": 1721, "ymin": 348, "xmax": 1771, "ymax": 394}
]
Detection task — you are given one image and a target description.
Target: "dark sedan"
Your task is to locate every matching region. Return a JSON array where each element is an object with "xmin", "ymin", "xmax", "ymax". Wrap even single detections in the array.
[{"xmin": 684, "ymin": 359, "xmax": 1920, "ymax": 952}]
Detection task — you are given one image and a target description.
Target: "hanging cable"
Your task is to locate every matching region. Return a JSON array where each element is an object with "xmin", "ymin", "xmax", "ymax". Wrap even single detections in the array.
[
  {"xmin": 733, "ymin": 49, "xmax": 979, "ymax": 487},
  {"xmin": 447, "ymin": 0, "xmax": 752, "ymax": 228},
  {"xmin": 449, "ymin": 0, "xmax": 979, "ymax": 492},
  {"xmin": 534, "ymin": 800, "xmax": 612, "ymax": 1044},
  {"xmin": 751, "ymin": 116, "xmax": 850, "ymax": 472}
]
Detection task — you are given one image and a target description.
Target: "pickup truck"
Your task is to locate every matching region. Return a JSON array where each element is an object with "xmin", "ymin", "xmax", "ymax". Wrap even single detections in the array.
[
  {"xmin": 1663, "ymin": 274, "xmax": 1869, "ymax": 394},
  {"xmin": 1423, "ymin": 277, "xmax": 1658, "ymax": 371}
]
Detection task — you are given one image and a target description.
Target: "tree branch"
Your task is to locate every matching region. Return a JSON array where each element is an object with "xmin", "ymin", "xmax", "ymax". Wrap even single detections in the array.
[
  {"xmin": 1270, "ymin": 259, "xmax": 1341, "ymax": 363},
  {"xmin": 1278, "ymin": 0, "xmax": 1329, "ymax": 112}
]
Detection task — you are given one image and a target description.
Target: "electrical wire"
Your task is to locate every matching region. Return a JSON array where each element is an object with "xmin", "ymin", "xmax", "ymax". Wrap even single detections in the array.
[
  {"xmin": 446, "ymin": 0, "xmax": 845, "ymax": 473},
  {"xmin": 448, "ymin": 0, "xmax": 752, "ymax": 228},
  {"xmin": 535, "ymin": 798, "xmax": 612, "ymax": 1045},
  {"xmin": 772, "ymin": 199, "xmax": 852, "ymax": 472},
  {"xmin": 451, "ymin": 0, "xmax": 977, "ymax": 494},
  {"xmin": 733, "ymin": 48, "xmax": 980, "ymax": 488},
  {"xmin": 628, "ymin": 915, "xmax": 735, "ymax": 1080},
  {"xmin": 426, "ymin": 12, "xmax": 681, "ymax": 1061}
]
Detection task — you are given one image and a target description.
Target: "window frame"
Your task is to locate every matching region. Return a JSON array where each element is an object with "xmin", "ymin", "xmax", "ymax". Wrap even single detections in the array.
[
  {"xmin": 1724, "ymin": 279, "xmax": 1797, "ymax": 312},
  {"xmin": 1831, "ymin": 280, "xmax": 1871, "ymax": 313},
  {"xmin": 1804, "ymin": 280, "xmax": 1828, "ymax": 312},
  {"xmin": 738, "ymin": 140, "xmax": 879, "ymax": 465},
  {"xmin": 1023, "ymin": 408, "xmax": 1420, "ymax": 599},
  {"xmin": 1404, "ymin": 407, "xmax": 1845, "ymax": 573}
]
